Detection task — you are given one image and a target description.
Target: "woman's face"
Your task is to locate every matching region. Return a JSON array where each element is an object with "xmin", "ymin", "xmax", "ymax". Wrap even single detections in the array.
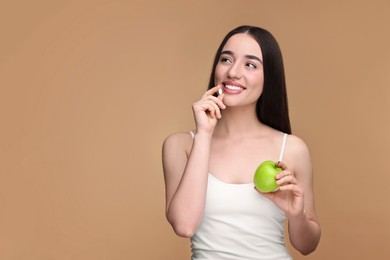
[{"xmin": 215, "ymin": 33, "xmax": 264, "ymax": 107}]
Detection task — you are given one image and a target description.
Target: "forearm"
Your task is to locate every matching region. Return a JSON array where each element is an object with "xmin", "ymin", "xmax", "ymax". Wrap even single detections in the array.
[
  {"xmin": 166, "ymin": 132, "xmax": 212, "ymax": 237},
  {"xmin": 288, "ymin": 212, "xmax": 321, "ymax": 255}
]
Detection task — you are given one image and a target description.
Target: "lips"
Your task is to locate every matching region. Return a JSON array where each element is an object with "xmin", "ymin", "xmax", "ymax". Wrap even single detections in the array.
[{"xmin": 222, "ymin": 81, "xmax": 246, "ymax": 94}]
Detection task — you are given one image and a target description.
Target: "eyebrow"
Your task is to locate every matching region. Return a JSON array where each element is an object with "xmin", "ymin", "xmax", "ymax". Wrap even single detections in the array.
[{"xmin": 221, "ymin": 50, "xmax": 263, "ymax": 64}]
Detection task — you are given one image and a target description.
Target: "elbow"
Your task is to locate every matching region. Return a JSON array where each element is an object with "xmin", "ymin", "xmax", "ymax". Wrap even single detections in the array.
[
  {"xmin": 172, "ymin": 224, "xmax": 196, "ymax": 238},
  {"xmin": 299, "ymin": 247, "xmax": 317, "ymax": 256},
  {"xmin": 166, "ymin": 214, "xmax": 197, "ymax": 238},
  {"xmin": 296, "ymin": 233, "xmax": 321, "ymax": 256},
  {"xmin": 292, "ymin": 220, "xmax": 321, "ymax": 256}
]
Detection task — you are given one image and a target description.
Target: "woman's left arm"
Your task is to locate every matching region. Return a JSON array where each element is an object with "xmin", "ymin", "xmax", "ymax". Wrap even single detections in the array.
[{"xmin": 257, "ymin": 135, "xmax": 321, "ymax": 255}]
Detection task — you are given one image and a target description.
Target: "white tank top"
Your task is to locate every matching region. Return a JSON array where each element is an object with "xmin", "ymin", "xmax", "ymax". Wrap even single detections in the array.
[{"xmin": 190, "ymin": 131, "xmax": 292, "ymax": 260}]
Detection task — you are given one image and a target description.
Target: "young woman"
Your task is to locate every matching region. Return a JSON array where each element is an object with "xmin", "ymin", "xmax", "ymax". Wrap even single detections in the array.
[{"xmin": 162, "ymin": 25, "xmax": 321, "ymax": 259}]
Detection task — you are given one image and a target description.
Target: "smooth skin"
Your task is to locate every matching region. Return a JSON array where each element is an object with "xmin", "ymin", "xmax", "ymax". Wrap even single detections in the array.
[{"xmin": 162, "ymin": 33, "xmax": 321, "ymax": 255}]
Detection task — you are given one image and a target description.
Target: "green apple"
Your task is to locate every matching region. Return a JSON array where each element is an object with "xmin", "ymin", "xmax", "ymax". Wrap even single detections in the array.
[{"xmin": 253, "ymin": 160, "xmax": 282, "ymax": 193}]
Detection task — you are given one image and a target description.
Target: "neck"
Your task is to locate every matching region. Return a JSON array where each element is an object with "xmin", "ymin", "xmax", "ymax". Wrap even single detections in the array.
[{"xmin": 214, "ymin": 105, "xmax": 269, "ymax": 137}]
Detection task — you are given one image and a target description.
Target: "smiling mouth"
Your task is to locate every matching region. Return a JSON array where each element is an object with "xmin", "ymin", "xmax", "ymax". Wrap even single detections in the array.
[
  {"xmin": 224, "ymin": 84, "xmax": 244, "ymax": 91},
  {"xmin": 222, "ymin": 83, "xmax": 246, "ymax": 93}
]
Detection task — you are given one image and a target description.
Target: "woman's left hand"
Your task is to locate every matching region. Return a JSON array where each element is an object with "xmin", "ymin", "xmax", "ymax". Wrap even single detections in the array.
[{"xmin": 255, "ymin": 161, "xmax": 304, "ymax": 218}]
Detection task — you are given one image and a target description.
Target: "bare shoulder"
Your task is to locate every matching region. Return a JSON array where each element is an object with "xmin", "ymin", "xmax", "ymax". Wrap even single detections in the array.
[
  {"xmin": 162, "ymin": 131, "xmax": 194, "ymax": 201},
  {"xmin": 285, "ymin": 134, "xmax": 312, "ymax": 173},
  {"xmin": 162, "ymin": 131, "xmax": 194, "ymax": 158},
  {"xmin": 286, "ymin": 134, "xmax": 310, "ymax": 157}
]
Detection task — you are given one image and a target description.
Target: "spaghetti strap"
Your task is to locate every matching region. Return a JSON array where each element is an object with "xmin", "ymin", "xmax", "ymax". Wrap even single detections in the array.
[
  {"xmin": 189, "ymin": 130, "xmax": 195, "ymax": 139},
  {"xmin": 278, "ymin": 133, "xmax": 288, "ymax": 162}
]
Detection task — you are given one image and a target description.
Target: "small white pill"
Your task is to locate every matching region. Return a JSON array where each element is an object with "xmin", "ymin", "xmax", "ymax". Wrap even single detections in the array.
[{"xmin": 218, "ymin": 88, "xmax": 223, "ymax": 95}]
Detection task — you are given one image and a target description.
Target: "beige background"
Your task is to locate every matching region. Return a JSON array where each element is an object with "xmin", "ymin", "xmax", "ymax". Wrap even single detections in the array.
[{"xmin": 1, "ymin": 0, "xmax": 389, "ymax": 259}]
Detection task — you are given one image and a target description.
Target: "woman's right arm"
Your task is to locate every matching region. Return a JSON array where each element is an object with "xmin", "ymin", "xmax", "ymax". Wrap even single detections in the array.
[
  {"xmin": 162, "ymin": 85, "xmax": 225, "ymax": 237},
  {"xmin": 162, "ymin": 132, "xmax": 212, "ymax": 237}
]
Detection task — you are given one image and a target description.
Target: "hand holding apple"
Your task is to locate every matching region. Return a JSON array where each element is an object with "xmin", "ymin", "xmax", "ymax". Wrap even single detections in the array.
[
  {"xmin": 253, "ymin": 160, "xmax": 282, "ymax": 193},
  {"xmin": 254, "ymin": 161, "xmax": 305, "ymax": 219}
]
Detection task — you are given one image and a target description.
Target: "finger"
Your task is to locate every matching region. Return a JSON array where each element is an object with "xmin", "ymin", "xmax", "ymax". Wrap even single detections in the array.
[
  {"xmin": 216, "ymin": 106, "xmax": 222, "ymax": 119},
  {"xmin": 276, "ymin": 175, "xmax": 297, "ymax": 186},
  {"xmin": 278, "ymin": 183, "xmax": 303, "ymax": 195},
  {"xmin": 203, "ymin": 100, "xmax": 221, "ymax": 115},
  {"xmin": 205, "ymin": 102, "xmax": 220, "ymax": 119},
  {"xmin": 195, "ymin": 99, "xmax": 220, "ymax": 113},
  {"xmin": 202, "ymin": 84, "xmax": 222, "ymax": 98},
  {"xmin": 217, "ymin": 93, "xmax": 226, "ymax": 108},
  {"xmin": 276, "ymin": 170, "xmax": 294, "ymax": 180},
  {"xmin": 210, "ymin": 97, "xmax": 224, "ymax": 118},
  {"xmin": 276, "ymin": 161, "xmax": 288, "ymax": 170},
  {"xmin": 210, "ymin": 108, "xmax": 216, "ymax": 119},
  {"xmin": 206, "ymin": 95, "xmax": 226, "ymax": 109}
]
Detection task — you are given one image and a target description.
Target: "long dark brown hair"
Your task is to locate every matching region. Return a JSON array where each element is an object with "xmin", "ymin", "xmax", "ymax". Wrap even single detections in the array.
[{"xmin": 208, "ymin": 25, "xmax": 291, "ymax": 134}]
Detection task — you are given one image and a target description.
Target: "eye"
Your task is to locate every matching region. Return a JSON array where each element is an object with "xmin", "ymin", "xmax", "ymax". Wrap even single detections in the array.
[
  {"xmin": 219, "ymin": 56, "xmax": 232, "ymax": 64},
  {"xmin": 246, "ymin": 62, "xmax": 257, "ymax": 69}
]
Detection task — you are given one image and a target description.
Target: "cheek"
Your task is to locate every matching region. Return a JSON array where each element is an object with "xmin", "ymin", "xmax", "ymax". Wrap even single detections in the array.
[
  {"xmin": 214, "ymin": 64, "xmax": 227, "ymax": 83},
  {"xmin": 214, "ymin": 65, "xmax": 224, "ymax": 83},
  {"xmin": 249, "ymin": 73, "xmax": 264, "ymax": 89},
  {"xmin": 248, "ymin": 74, "xmax": 264, "ymax": 99}
]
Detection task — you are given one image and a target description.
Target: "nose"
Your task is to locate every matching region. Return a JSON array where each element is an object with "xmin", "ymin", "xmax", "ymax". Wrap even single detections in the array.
[{"xmin": 227, "ymin": 62, "xmax": 242, "ymax": 79}]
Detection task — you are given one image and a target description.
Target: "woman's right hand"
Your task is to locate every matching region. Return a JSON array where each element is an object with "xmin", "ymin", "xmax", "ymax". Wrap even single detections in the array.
[{"xmin": 192, "ymin": 85, "xmax": 226, "ymax": 134}]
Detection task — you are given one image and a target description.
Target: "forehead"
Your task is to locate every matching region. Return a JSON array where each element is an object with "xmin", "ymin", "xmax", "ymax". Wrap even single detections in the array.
[{"xmin": 222, "ymin": 33, "xmax": 262, "ymax": 58}]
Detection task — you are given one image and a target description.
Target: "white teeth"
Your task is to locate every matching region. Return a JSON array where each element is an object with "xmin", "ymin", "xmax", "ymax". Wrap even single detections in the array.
[{"xmin": 225, "ymin": 84, "xmax": 243, "ymax": 91}]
